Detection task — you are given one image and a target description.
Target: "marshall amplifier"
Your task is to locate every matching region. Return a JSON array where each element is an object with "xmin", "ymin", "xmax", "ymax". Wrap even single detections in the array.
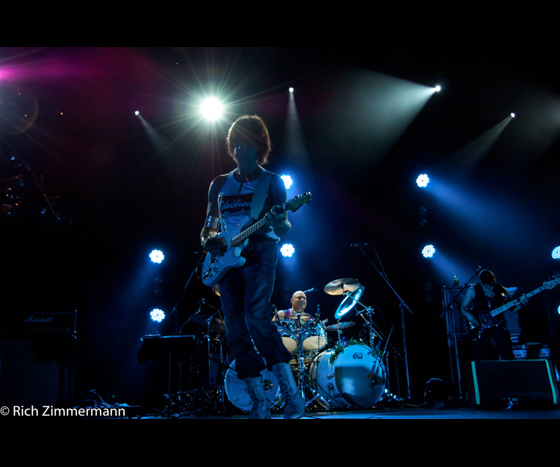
[
  {"xmin": 2, "ymin": 311, "xmax": 77, "ymax": 336},
  {"xmin": 0, "ymin": 311, "xmax": 77, "ymax": 407}
]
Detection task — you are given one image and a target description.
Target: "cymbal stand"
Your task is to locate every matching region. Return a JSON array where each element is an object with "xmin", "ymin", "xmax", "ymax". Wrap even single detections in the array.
[
  {"xmin": 202, "ymin": 310, "xmax": 229, "ymax": 415},
  {"xmin": 344, "ymin": 293, "xmax": 407, "ymax": 404},
  {"xmin": 352, "ymin": 243, "xmax": 413, "ymax": 399}
]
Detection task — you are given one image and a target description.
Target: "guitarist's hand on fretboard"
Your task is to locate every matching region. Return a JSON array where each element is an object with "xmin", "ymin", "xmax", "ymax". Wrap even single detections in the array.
[{"xmin": 265, "ymin": 206, "xmax": 290, "ymax": 237}]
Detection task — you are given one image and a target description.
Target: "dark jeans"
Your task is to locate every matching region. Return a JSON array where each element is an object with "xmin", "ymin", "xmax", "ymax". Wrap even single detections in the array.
[
  {"xmin": 473, "ymin": 326, "xmax": 514, "ymax": 361},
  {"xmin": 219, "ymin": 238, "xmax": 292, "ymax": 380}
]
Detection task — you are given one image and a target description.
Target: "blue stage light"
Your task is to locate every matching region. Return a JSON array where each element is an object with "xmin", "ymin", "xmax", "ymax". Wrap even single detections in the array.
[
  {"xmin": 280, "ymin": 243, "xmax": 295, "ymax": 258},
  {"xmin": 416, "ymin": 174, "xmax": 430, "ymax": 188},
  {"xmin": 149, "ymin": 249, "xmax": 165, "ymax": 264},
  {"xmin": 422, "ymin": 245, "xmax": 436, "ymax": 258},
  {"xmin": 150, "ymin": 308, "xmax": 165, "ymax": 323},
  {"xmin": 552, "ymin": 246, "xmax": 560, "ymax": 260},
  {"xmin": 281, "ymin": 175, "xmax": 293, "ymax": 189}
]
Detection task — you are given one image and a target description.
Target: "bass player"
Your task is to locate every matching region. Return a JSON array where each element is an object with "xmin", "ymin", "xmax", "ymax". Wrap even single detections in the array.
[{"xmin": 461, "ymin": 269, "xmax": 529, "ymax": 360}]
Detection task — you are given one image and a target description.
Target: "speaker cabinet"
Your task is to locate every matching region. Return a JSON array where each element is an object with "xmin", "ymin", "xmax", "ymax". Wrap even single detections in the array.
[
  {"xmin": 469, "ymin": 359, "xmax": 559, "ymax": 409},
  {"xmin": 0, "ymin": 337, "xmax": 76, "ymax": 408}
]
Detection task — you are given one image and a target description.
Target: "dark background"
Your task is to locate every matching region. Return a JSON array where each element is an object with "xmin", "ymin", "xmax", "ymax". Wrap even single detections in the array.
[{"xmin": 1, "ymin": 47, "xmax": 559, "ymax": 405}]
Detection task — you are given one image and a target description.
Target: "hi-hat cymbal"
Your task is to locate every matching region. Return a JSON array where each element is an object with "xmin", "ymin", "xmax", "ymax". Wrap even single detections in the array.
[
  {"xmin": 287, "ymin": 313, "xmax": 311, "ymax": 322},
  {"xmin": 325, "ymin": 321, "xmax": 355, "ymax": 331},
  {"xmin": 323, "ymin": 278, "xmax": 361, "ymax": 295}
]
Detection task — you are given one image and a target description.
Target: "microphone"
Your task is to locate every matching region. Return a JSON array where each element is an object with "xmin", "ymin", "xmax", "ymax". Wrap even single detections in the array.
[
  {"xmin": 350, "ymin": 243, "xmax": 368, "ymax": 247},
  {"xmin": 476, "ymin": 265, "xmax": 484, "ymax": 272}
]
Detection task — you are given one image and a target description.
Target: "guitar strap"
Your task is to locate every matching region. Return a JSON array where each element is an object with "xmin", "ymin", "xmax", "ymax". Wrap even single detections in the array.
[{"xmin": 250, "ymin": 169, "xmax": 272, "ymax": 221}]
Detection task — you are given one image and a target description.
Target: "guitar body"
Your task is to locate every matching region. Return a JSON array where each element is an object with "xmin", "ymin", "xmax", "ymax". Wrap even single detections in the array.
[
  {"xmin": 200, "ymin": 192, "xmax": 312, "ymax": 288},
  {"xmin": 472, "ymin": 309, "xmax": 504, "ymax": 339},
  {"xmin": 201, "ymin": 230, "xmax": 249, "ymax": 287}
]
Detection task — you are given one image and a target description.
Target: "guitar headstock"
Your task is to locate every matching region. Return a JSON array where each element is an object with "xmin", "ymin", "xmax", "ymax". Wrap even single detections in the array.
[
  {"xmin": 286, "ymin": 192, "xmax": 312, "ymax": 213},
  {"xmin": 543, "ymin": 275, "xmax": 560, "ymax": 290}
]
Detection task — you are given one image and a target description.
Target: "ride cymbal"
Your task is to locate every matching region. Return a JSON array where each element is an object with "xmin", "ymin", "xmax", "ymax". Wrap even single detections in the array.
[{"xmin": 323, "ymin": 278, "xmax": 361, "ymax": 295}]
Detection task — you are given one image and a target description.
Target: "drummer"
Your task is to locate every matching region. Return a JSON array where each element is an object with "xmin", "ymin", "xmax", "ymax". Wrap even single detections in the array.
[{"xmin": 276, "ymin": 290, "xmax": 312, "ymax": 322}]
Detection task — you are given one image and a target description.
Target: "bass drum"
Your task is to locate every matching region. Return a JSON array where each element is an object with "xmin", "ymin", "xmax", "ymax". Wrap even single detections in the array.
[
  {"xmin": 224, "ymin": 359, "xmax": 283, "ymax": 412},
  {"xmin": 309, "ymin": 344, "xmax": 386, "ymax": 409}
]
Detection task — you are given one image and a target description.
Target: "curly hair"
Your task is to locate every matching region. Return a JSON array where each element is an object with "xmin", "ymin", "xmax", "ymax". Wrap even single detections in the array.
[{"xmin": 226, "ymin": 115, "xmax": 272, "ymax": 165}]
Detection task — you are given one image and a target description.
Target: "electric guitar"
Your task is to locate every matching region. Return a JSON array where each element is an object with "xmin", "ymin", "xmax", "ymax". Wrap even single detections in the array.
[
  {"xmin": 201, "ymin": 192, "xmax": 312, "ymax": 287},
  {"xmin": 469, "ymin": 276, "xmax": 560, "ymax": 339}
]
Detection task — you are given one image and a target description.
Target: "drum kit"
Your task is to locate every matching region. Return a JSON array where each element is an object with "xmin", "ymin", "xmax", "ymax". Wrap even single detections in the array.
[{"xmin": 145, "ymin": 276, "xmax": 397, "ymax": 416}]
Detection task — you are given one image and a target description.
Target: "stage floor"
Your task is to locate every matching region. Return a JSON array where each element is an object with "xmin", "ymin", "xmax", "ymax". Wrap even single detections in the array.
[{"xmin": 138, "ymin": 406, "xmax": 560, "ymax": 420}]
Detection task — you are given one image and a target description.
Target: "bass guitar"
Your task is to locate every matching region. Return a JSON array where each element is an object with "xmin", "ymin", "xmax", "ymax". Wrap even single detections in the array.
[
  {"xmin": 470, "ymin": 276, "xmax": 560, "ymax": 339},
  {"xmin": 201, "ymin": 192, "xmax": 312, "ymax": 287}
]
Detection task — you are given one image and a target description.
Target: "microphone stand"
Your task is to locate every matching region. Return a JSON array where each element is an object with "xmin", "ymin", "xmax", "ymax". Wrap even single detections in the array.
[
  {"xmin": 353, "ymin": 243, "xmax": 413, "ymax": 400},
  {"xmin": 440, "ymin": 266, "xmax": 481, "ymax": 399}
]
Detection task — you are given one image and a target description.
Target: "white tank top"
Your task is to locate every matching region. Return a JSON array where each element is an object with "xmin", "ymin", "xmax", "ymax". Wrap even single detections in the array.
[{"xmin": 218, "ymin": 169, "xmax": 280, "ymax": 241}]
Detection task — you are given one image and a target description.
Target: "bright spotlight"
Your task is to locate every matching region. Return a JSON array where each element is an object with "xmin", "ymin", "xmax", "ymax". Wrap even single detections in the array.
[
  {"xmin": 552, "ymin": 246, "xmax": 560, "ymax": 260},
  {"xmin": 416, "ymin": 174, "xmax": 430, "ymax": 188},
  {"xmin": 150, "ymin": 308, "xmax": 166, "ymax": 323},
  {"xmin": 422, "ymin": 245, "xmax": 436, "ymax": 258},
  {"xmin": 511, "ymin": 113, "xmax": 516, "ymax": 118},
  {"xmin": 201, "ymin": 97, "xmax": 223, "ymax": 121},
  {"xmin": 280, "ymin": 243, "xmax": 295, "ymax": 258},
  {"xmin": 281, "ymin": 175, "xmax": 293, "ymax": 189},
  {"xmin": 289, "ymin": 87, "xmax": 294, "ymax": 93},
  {"xmin": 149, "ymin": 249, "xmax": 165, "ymax": 264},
  {"xmin": 135, "ymin": 110, "xmax": 140, "ymax": 116},
  {"xmin": 434, "ymin": 85, "xmax": 442, "ymax": 92}
]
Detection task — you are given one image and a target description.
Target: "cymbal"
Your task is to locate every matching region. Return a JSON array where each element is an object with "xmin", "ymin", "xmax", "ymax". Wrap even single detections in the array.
[
  {"xmin": 335, "ymin": 285, "xmax": 364, "ymax": 319},
  {"xmin": 325, "ymin": 321, "xmax": 354, "ymax": 332},
  {"xmin": 324, "ymin": 278, "xmax": 361, "ymax": 295}
]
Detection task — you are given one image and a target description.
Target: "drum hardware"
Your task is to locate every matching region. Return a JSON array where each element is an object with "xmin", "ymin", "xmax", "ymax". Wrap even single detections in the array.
[
  {"xmin": 322, "ymin": 276, "xmax": 409, "ymax": 406},
  {"xmin": 349, "ymin": 243, "xmax": 415, "ymax": 399}
]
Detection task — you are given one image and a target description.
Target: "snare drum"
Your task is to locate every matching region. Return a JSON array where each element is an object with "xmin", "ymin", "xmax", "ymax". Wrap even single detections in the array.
[
  {"xmin": 309, "ymin": 344, "xmax": 386, "ymax": 409},
  {"xmin": 224, "ymin": 359, "xmax": 282, "ymax": 413}
]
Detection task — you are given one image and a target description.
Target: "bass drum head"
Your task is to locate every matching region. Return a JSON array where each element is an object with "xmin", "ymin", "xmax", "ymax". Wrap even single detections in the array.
[
  {"xmin": 310, "ymin": 345, "xmax": 386, "ymax": 409},
  {"xmin": 224, "ymin": 359, "xmax": 282, "ymax": 413}
]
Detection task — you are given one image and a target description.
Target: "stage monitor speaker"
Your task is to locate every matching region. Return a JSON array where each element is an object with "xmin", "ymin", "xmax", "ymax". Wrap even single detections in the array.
[
  {"xmin": 469, "ymin": 359, "xmax": 559, "ymax": 409},
  {"xmin": 0, "ymin": 337, "xmax": 76, "ymax": 408}
]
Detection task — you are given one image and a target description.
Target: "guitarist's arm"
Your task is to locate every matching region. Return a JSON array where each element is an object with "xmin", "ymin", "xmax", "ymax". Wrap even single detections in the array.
[
  {"xmin": 460, "ymin": 287, "xmax": 480, "ymax": 326},
  {"xmin": 200, "ymin": 175, "xmax": 227, "ymax": 255},
  {"xmin": 265, "ymin": 174, "xmax": 292, "ymax": 238}
]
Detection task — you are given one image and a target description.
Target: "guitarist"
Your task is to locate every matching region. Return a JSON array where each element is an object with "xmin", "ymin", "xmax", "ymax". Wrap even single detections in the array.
[
  {"xmin": 461, "ymin": 269, "xmax": 528, "ymax": 360},
  {"xmin": 200, "ymin": 115, "xmax": 305, "ymax": 419}
]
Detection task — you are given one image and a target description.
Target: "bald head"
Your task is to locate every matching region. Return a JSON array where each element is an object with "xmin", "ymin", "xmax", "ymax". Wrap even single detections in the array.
[{"xmin": 291, "ymin": 291, "xmax": 307, "ymax": 312}]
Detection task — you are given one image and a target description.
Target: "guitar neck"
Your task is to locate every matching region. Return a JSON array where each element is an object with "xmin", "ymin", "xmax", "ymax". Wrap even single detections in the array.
[
  {"xmin": 490, "ymin": 286, "xmax": 542, "ymax": 317},
  {"xmin": 231, "ymin": 217, "xmax": 268, "ymax": 247}
]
